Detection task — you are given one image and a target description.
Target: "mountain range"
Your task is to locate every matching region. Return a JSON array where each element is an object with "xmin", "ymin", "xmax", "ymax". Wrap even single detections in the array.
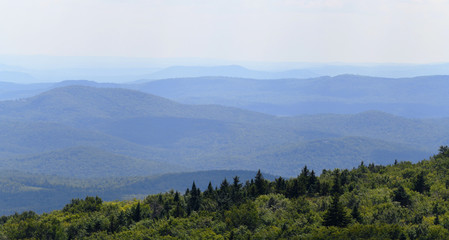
[
  {"xmin": 1, "ymin": 74, "xmax": 449, "ymax": 118},
  {"xmin": 0, "ymin": 83, "xmax": 448, "ymax": 214},
  {"xmin": 0, "ymin": 86, "xmax": 447, "ymax": 178}
]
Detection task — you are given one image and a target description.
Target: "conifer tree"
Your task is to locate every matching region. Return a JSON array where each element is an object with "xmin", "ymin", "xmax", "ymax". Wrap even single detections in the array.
[
  {"xmin": 323, "ymin": 194, "xmax": 350, "ymax": 227},
  {"xmin": 231, "ymin": 176, "xmax": 243, "ymax": 205},
  {"xmin": 218, "ymin": 178, "xmax": 231, "ymax": 210},
  {"xmin": 393, "ymin": 185, "xmax": 411, "ymax": 207},
  {"xmin": 413, "ymin": 172, "xmax": 429, "ymax": 194},
  {"xmin": 174, "ymin": 191, "xmax": 180, "ymax": 202},
  {"xmin": 254, "ymin": 170, "xmax": 267, "ymax": 196},
  {"xmin": 132, "ymin": 202, "xmax": 141, "ymax": 222},
  {"xmin": 323, "ymin": 171, "xmax": 350, "ymax": 227},
  {"xmin": 286, "ymin": 178, "xmax": 299, "ymax": 198},
  {"xmin": 331, "ymin": 169, "xmax": 343, "ymax": 196},
  {"xmin": 204, "ymin": 181, "xmax": 215, "ymax": 199},
  {"xmin": 274, "ymin": 177, "xmax": 286, "ymax": 194},
  {"xmin": 351, "ymin": 203, "xmax": 362, "ymax": 223},
  {"xmin": 187, "ymin": 182, "xmax": 201, "ymax": 214},
  {"xmin": 307, "ymin": 170, "xmax": 319, "ymax": 195}
]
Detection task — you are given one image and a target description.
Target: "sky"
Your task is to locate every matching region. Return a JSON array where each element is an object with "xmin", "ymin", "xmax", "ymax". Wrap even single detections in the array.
[{"xmin": 0, "ymin": 0, "xmax": 449, "ymax": 64}]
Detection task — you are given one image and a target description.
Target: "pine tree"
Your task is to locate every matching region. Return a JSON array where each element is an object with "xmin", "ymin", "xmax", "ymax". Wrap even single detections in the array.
[
  {"xmin": 300, "ymin": 166, "xmax": 310, "ymax": 178},
  {"xmin": 274, "ymin": 177, "xmax": 286, "ymax": 194},
  {"xmin": 413, "ymin": 172, "xmax": 429, "ymax": 194},
  {"xmin": 286, "ymin": 178, "xmax": 299, "ymax": 198},
  {"xmin": 323, "ymin": 194, "xmax": 350, "ymax": 227},
  {"xmin": 174, "ymin": 191, "xmax": 180, "ymax": 202},
  {"xmin": 439, "ymin": 145, "xmax": 449, "ymax": 156},
  {"xmin": 254, "ymin": 170, "xmax": 267, "ymax": 196},
  {"xmin": 351, "ymin": 203, "xmax": 362, "ymax": 223},
  {"xmin": 204, "ymin": 181, "xmax": 215, "ymax": 199},
  {"xmin": 393, "ymin": 185, "xmax": 411, "ymax": 207},
  {"xmin": 218, "ymin": 178, "xmax": 231, "ymax": 210},
  {"xmin": 132, "ymin": 202, "xmax": 141, "ymax": 222},
  {"xmin": 173, "ymin": 202, "xmax": 184, "ymax": 218},
  {"xmin": 307, "ymin": 170, "xmax": 318, "ymax": 195},
  {"xmin": 323, "ymin": 171, "xmax": 350, "ymax": 227},
  {"xmin": 331, "ymin": 169, "xmax": 343, "ymax": 196},
  {"xmin": 231, "ymin": 176, "xmax": 242, "ymax": 205},
  {"xmin": 187, "ymin": 182, "xmax": 201, "ymax": 214}
]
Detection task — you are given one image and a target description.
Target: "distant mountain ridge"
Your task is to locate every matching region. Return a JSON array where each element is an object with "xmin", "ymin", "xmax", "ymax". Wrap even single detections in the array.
[
  {"xmin": 0, "ymin": 86, "xmax": 446, "ymax": 178},
  {"xmin": 0, "ymin": 85, "xmax": 448, "ymax": 215},
  {"xmin": 139, "ymin": 65, "xmax": 320, "ymax": 80},
  {"xmin": 2, "ymin": 74, "xmax": 449, "ymax": 118},
  {"xmin": 128, "ymin": 75, "xmax": 449, "ymax": 118}
]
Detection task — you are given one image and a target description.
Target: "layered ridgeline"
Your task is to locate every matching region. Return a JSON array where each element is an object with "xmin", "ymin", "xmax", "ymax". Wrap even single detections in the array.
[
  {"xmin": 2, "ymin": 148, "xmax": 449, "ymax": 239},
  {"xmin": 1, "ymin": 86, "xmax": 448, "ymax": 214},
  {"xmin": 0, "ymin": 170, "xmax": 275, "ymax": 216},
  {"xmin": 0, "ymin": 86, "xmax": 447, "ymax": 178},
  {"xmin": 2, "ymin": 75, "xmax": 449, "ymax": 118}
]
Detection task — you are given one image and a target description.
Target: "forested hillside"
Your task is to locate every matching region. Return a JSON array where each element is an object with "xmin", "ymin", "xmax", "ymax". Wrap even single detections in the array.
[
  {"xmin": 0, "ymin": 170, "xmax": 275, "ymax": 216},
  {"xmin": 2, "ymin": 75, "xmax": 449, "ymax": 118},
  {"xmin": 2, "ymin": 147, "xmax": 449, "ymax": 239},
  {"xmin": 1, "ymin": 86, "xmax": 446, "ymax": 178},
  {"xmin": 1, "ymin": 86, "xmax": 448, "ymax": 215}
]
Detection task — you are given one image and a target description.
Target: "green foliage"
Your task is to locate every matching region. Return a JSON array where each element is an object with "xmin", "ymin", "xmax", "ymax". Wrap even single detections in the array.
[
  {"xmin": 62, "ymin": 196, "xmax": 103, "ymax": 213},
  {"xmin": 323, "ymin": 195, "xmax": 350, "ymax": 227},
  {"xmin": 2, "ymin": 150, "xmax": 449, "ymax": 238},
  {"xmin": 393, "ymin": 185, "xmax": 411, "ymax": 207}
]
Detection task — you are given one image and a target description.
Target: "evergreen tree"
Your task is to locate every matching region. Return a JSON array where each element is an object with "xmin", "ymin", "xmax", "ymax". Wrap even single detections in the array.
[
  {"xmin": 307, "ymin": 170, "xmax": 319, "ymax": 195},
  {"xmin": 393, "ymin": 185, "xmax": 411, "ymax": 207},
  {"xmin": 117, "ymin": 210, "xmax": 126, "ymax": 228},
  {"xmin": 351, "ymin": 203, "xmax": 362, "ymax": 223},
  {"xmin": 286, "ymin": 178, "xmax": 299, "ymax": 198},
  {"xmin": 413, "ymin": 172, "xmax": 429, "ymax": 194},
  {"xmin": 204, "ymin": 181, "xmax": 215, "ymax": 199},
  {"xmin": 320, "ymin": 181, "xmax": 331, "ymax": 196},
  {"xmin": 173, "ymin": 202, "xmax": 185, "ymax": 218},
  {"xmin": 439, "ymin": 145, "xmax": 449, "ymax": 156},
  {"xmin": 109, "ymin": 214, "xmax": 118, "ymax": 233},
  {"xmin": 132, "ymin": 202, "xmax": 141, "ymax": 222},
  {"xmin": 163, "ymin": 200, "xmax": 171, "ymax": 219},
  {"xmin": 187, "ymin": 182, "xmax": 201, "ymax": 214},
  {"xmin": 231, "ymin": 176, "xmax": 243, "ymax": 205},
  {"xmin": 274, "ymin": 177, "xmax": 286, "ymax": 194},
  {"xmin": 174, "ymin": 191, "xmax": 180, "ymax": 202},
  {"xmin": 323, "ymin": 171, "xmax": 350, "ymax": 227},
  {"xmin": 323, "ymin": 194, "xmax": 350, "ymax": 227},
  {"xmin": 340, "ymin": 169, "xmax": 349, "ymax": 186},
  {"xmin": 218, "ymin": 178, "xmax": 231, "ymax": 210},
  {"xmin": 300, "ymin": 166, "xmax": 310, "ymax": 179},
  {"xmin": 331, "ymin": 169, "xmax": 343, "ymax": 196},
  {"xmin": 254, "ymin": 170, "xmax": 267, "ymax": 196}
]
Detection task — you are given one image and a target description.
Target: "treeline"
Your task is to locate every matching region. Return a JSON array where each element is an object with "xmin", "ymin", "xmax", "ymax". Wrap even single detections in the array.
[{"xmin": 2, "ymin": 146, "xmax": 449, "ymax": 239}]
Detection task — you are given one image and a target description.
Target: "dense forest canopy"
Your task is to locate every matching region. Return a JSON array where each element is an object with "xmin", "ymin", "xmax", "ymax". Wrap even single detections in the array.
[{"xmin": 2, "ymin": 146, "xmax": 449, "ymax": 239}]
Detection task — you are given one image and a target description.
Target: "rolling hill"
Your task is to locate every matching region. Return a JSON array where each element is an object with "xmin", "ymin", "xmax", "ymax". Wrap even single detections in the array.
[
  {"xmin": 0, "ymin": 86, "xmax": 445, "ymax": 178},
  {"xmin": 1, "ymin": 74, "xmax": 449, "ymax": 118},
  {"xmin": 0, "ymin": 169, "xmax": 275, "ymax": 215},
  {"xmin": 128, "ymin": 75, "xmax": 449, "ymax": 118}
]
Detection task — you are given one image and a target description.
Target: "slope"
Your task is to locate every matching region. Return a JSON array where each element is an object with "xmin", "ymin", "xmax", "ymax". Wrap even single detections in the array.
[
  {"xmin": 0, "ymin": 86, "xmax": 446, "ymax": 177},
  {"xmin": 0, "ymin": 146, "xmax": 183, "ymax": 178},
  {"xmin": 0, "ymin": 170, "xmax": 275, "ymax": 215},
  {"xmin": 130, "ymin": 75, "xmax": 449, "ymax": 118}
]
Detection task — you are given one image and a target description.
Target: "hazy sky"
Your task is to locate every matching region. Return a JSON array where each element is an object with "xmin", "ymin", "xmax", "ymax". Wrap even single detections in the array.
[{"xmin": 1, "ymin": 0, "xmax": 448, "ymax": 63}]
